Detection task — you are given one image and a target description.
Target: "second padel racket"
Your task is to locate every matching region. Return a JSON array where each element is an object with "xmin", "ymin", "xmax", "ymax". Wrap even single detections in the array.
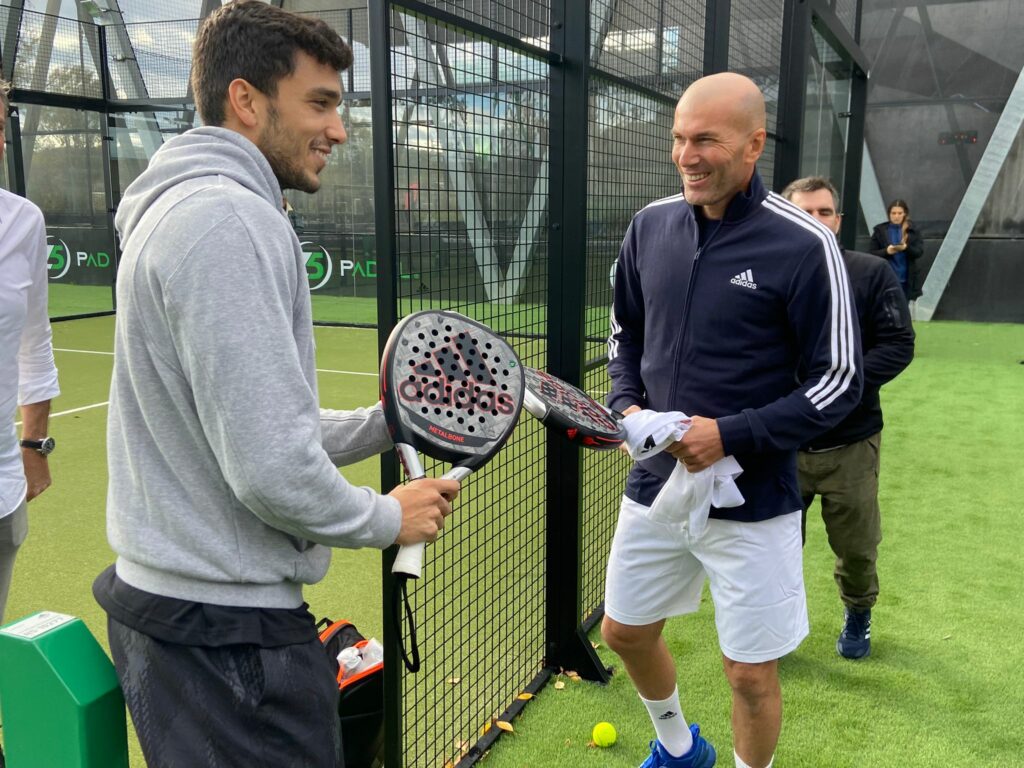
[
  {"xmin": 523, "ymin": 366, "xmax": 626, "ymax": 450},
  {"xmin": 380, "ymin": 310, "xmax": 524, "ymax": 671}
]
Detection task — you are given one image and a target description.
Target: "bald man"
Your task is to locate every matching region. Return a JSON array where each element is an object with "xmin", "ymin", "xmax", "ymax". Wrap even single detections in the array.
[{"xmin": 604, "ymin": 74, "xmax": 862, "ymax": 768}]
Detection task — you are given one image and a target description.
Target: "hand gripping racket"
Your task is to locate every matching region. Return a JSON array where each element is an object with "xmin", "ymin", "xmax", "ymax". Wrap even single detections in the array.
[
  {"xmin": 380, "ymin": 310, "xmax": 524, "ymax": 671},
  {"xmin": 522, "ymin": 367, "xmax": 627, "ymax": 450}
]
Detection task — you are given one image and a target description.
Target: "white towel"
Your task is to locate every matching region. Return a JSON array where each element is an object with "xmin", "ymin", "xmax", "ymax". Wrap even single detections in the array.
[
  {"xmin": 622, "ymin": 410, "xmax": 691, "ymax": 460},
  {"xmin": 648, "ymin": 456, "xmax": 745, "ymax": 540}
]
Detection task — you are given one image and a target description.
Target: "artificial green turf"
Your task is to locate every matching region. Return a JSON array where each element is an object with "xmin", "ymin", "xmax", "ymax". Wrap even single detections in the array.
[
  {"xmin": 479, "ymin": 321, "xmax": 1024, "ymax": 767},
  {"xmin": 48, "ymin": 283, "xmax": 115, "ymax": 317},
  {"xmin": 4, "ymin": 320, "xmax": 1023, "ymax": 767}
]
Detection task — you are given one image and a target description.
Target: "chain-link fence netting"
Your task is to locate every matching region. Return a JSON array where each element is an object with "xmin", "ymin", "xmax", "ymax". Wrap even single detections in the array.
[
  {"xmin": 580, "ymin": 78, "xmax": 679, "ymax": 621},
  {"xmin": 383, "ymin": 7, "xmax": 552, "ymax": 765},
  {"xmin": 590, "ymin": 0, "xmax": 704, "ymax": 97},
  {"xmin": 10, "ymin": 9, "xmax": 102, "ymax": 97},
  {"xmin": 729, "ymin": 0, "xmax": 784, "ymax": 184}
]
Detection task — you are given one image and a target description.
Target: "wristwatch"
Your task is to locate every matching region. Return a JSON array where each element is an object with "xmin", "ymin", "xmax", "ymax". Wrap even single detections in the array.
[{"xmin": 20, "ymin": 437, "xmax": 56, "ymax": 456}]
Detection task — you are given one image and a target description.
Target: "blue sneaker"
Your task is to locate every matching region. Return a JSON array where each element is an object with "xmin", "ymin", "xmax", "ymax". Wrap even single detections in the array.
[
  {"xmin": 639, "ymin": 724, "xmax": 716, "ymax": 767},
  {"xmin": 837, "ymin": 607, "xmax": 871, "ymax": 659}
]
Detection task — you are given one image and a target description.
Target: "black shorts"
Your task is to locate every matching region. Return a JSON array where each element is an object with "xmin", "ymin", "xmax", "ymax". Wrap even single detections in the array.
[{"xmin": 108, "ymin": 616, "xmax": 342, "ymax": 768}]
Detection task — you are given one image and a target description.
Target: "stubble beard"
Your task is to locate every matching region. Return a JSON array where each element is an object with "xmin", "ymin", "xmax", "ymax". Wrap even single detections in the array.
[{"xmin": 259, "ymin": 104, "xmax": 320, "ymax": 194}]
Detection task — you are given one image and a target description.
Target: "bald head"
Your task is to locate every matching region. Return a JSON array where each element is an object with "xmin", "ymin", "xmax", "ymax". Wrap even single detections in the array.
[
  {"xmin": 679, "ymin": 73, "xmax": 766, "ymax": 134},
  {"xmin": 671, "ymin": 73, "xmax": 767, "ymax": 219}
]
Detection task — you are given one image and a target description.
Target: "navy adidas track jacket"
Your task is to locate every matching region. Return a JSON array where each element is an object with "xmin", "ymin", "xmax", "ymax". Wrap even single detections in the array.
[{"xmin": 607, "ymin": 172, "xmax": 863, "ymax": 523}]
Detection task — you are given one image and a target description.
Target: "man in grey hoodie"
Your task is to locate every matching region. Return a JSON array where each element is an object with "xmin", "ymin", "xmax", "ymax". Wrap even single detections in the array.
[{"xmin": 92, "ymin": 4, "xmax": 457, "ymax": 766}]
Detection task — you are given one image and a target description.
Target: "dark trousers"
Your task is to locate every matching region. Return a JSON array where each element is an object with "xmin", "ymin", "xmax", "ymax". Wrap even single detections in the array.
[
  {"xmin": 0, "ymin": 501, "xmax": 28, "ymax": 625},
  {"xmin": 108, "ymin": 617, "xmax": 342, "ymax": 768},
  {"xmin": 798, "ymin": 432, "xmax": 883, "ymax": 611}
]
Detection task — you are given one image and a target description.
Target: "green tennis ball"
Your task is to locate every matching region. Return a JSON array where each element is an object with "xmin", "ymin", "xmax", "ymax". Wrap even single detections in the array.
[{"xmin": 592, "ymin": 721, "xmax": 617, "ymax": 747}]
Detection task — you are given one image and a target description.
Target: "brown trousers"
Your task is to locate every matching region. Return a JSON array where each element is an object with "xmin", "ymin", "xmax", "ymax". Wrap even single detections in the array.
[{"xmin": 797, "ymin": 433, "xmax": 882, "ymax": 611}]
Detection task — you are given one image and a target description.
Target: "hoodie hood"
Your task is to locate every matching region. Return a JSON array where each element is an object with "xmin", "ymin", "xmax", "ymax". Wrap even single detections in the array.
[{"xmin": 115, "ymin": 126, "xmax": 283, "ymax": 242}]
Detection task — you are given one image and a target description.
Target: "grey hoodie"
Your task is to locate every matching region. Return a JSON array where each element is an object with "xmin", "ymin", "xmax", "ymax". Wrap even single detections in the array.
[{"xmin": 108, "ymin": 127, "xmax": 400, "ymax": 608}]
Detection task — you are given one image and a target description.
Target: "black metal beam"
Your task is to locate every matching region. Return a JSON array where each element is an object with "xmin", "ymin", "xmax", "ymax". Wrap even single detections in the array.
[
  {"xmin": 808, "ymin": 0, "xmax": 870, "ymax": 77},
  {"xmin": 840, "ymin": 63, "xmax": 867, "ymax": 249},
  {"xmin": 5, "ymin": 105, "xmax": 26, "ymax": 197},
  {"xmin": 97, "ymin": 26, "xmax": 120, "ymax": 311},
  {"xmin": 1, "ymin": 0, "xmax": 24, "ymax": 81},
  {"xmin": 545, "ymin": 0, "xmax": 608, "ymax": 686},
  {"xmin": 9, "ymin": 88, "xmax": 192, "ymax": 113},
  {"xmin": 774, "ymin": 0, "xmax": 811, "ymax": 191},
  {"xmin": 703, "ymin": 0, "xmax": 731, "ymax": 75},
  {"xmin": 589, "ymin": 66, "xmax": 681, "ymax": 108},
  {"xmin": 368, "ymin": 4, "xmax": 403, "ymax": 767},
  {"xmin": 389, "ymin": 0, "xmax": 561, "ymax": 65}
]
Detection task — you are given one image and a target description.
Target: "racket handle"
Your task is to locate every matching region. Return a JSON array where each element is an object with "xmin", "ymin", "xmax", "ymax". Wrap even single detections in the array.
[
  {"xmin": 392, "ymin": 443, "xmax": 427, "ymax": 579},
  {"xmin": 443, "ymin": 466, "xmax": 472, "ymax": 483},
  {"xmin": 393, "ymin": 542, "xmax": 426, "ymax": 579},
  {"xmin": 390, "ymin": 467, "xmax": 471, "ymax": 578}
]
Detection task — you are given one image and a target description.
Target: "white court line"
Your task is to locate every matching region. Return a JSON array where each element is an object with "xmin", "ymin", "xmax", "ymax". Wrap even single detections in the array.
[
  {"xmin": 54, "ymin": 347, "xmax": 113, "ymax": 355},
  {"xmin": 317, "ymin": 368, "xmax": 376, "ymax": 377},
  {"xmin": 50, "ymin": 401, "xmax": 110, "ymax": 418},
  {"xmin": 54, "ymin": 347, "xmax": 373, "ymax": 377},
  {"xmin": 15, "ymin": 400, "xmax": 109, "ymax": 427},
  {"xmin": 50, "ymin": 348, "xmax": 372, "ymax": 378}
]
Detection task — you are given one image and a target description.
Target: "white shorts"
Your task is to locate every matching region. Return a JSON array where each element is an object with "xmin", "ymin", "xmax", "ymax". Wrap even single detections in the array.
[{"xmin": 604, "ymin": 496, "xmax": 808, "ymax": 663}]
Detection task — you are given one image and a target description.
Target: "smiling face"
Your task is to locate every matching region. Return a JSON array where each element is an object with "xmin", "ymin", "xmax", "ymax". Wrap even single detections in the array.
[
  {"xmin": 671, "ymin": 76, "xmax": 766, "ymax": 220},
  {"xmin": 888, "ymin": 205, "xmax": 907, "ymax": 226},
  {"xmin": 255, "ymin": 51, "xmax": 347, "ymax": 193}
]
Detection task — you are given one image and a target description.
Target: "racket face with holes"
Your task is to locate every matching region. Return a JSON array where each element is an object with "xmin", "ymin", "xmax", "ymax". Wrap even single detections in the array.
[
  {"xmin": 380, "ymin": 311, "xmax": 524, "ymax": 469},
  {"xmin": 523, "ymin": 367, "xmax": 627, "ymax": 450}
]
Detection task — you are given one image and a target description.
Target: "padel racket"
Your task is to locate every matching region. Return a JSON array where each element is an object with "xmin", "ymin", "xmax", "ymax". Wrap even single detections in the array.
[
  {"xmin": 380, "ymin": 310, "xmax": 524, "ymax": 671},
  {"xmin": 523, "ymin": 367, "xmax": 626, "ymax": 450}
]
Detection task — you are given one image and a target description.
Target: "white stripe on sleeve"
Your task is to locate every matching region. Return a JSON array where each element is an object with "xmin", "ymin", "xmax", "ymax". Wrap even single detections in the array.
[{"xmin": 762, "ymin": 194, "xmax": 857, "ymax": 410}]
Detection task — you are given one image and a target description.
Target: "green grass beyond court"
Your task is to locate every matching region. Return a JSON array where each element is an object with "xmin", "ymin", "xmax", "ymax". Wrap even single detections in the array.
[{"xmin": 3, "ymin": 317, "xmax": 1023, "ymax": 767}]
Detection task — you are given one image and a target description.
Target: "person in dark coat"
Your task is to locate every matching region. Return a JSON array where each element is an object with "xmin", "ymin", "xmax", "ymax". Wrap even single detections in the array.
[
  {"xmin": 870, "ymin": 199, "xmax": 924, "ymax": 300},
  {"xmin": 783, "ymin": 177, "xmax": 915, "ymax": 661}
]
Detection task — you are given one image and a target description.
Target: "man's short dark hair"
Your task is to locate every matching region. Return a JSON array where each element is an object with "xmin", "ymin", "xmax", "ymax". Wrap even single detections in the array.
[
  {"xmin": 191, "ymin": 1, "xmax": 352, "ymax": 126},
  {"xmin": 780, "ymin": 176, "xmax": 840, "ymax": 212}
]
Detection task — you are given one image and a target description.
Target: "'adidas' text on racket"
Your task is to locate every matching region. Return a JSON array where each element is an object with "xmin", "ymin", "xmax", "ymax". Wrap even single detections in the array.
[{"xmin": 380, "ymin": 310, "xmax": 524, "ymax": 672}]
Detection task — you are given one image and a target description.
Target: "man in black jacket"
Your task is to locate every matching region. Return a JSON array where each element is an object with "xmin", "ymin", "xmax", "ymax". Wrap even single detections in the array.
[{"xmin": 781, "ymin": 176, "xmax": 915, "ymax": 660}]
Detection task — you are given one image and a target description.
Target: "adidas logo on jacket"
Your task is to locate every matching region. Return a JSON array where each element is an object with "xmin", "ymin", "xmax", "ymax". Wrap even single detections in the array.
[{"xmin": 606, "ymin": 171, "xmax": 862, "ymax": 523}]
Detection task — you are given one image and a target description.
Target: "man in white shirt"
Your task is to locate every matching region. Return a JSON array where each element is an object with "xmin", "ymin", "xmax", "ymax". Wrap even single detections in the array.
[{"xmin": 0, "ymin": 78, "xmax": 60, "ymax": 628}]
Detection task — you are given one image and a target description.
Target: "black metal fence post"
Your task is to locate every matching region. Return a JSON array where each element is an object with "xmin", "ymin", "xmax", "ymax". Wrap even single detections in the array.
[
  {"xmin": 774, "ymin": 0, "xmax": 811, "ymax": 191},
  {"xmin": 703, "ymin": 0, "xmax": 731, "ymax": 75},
  {"xmin": 6, "ymin": 105, "xmax": 26, "ymax": 197},
  {"xmin": 97, "ymin": 25, "xmax": 121, "ymax": 309},
  {"xmin": 840, "ymin": 63, "xmax": 867, "ymax": 249},
  {"xmin": 544, "ymin": 0, "xmax": 609, "ymax": 685},
  {"xmin": 368, "ymin": 2, "xmax": 404, "ymax": 765}
]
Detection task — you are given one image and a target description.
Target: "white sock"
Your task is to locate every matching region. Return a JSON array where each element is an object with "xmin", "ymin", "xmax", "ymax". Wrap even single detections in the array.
[
  {"xmin": 735, "ymin": 752, "xmax": 774, "ymax": 768},
  {"xmin": 639, "ymin": 687, "xmax": 693, "ymax": 757}
]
